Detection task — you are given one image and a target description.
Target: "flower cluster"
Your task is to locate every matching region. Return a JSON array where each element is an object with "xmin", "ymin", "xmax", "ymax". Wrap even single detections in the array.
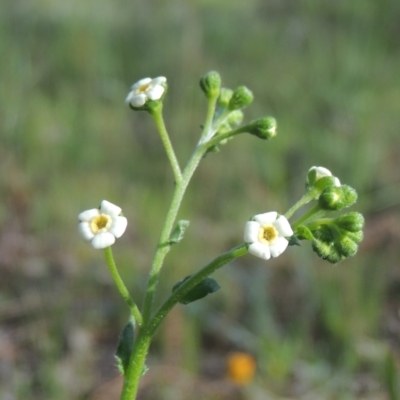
[
  {"xmin": 296, "ymin": 166, "xmax": 363, "ymax": 263},
  {"xmin": 310, "ymin": 212, "xmax": 364, "ymax": 263}
]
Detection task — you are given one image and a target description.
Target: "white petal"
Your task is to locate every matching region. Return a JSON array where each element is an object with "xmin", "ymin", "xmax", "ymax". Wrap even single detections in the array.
[
  {"xmin": 311, "ymin": 166, "xmax": 332, "ymax": 178},
  {"xmin": 100, "ymin": 200, "xmax": 122, "ymax": 217},
  {"xmin": 78, "ymin": 209, "xmax": 99, "ymax": 222},
  {"xmin": 274, "ymin": 216, "xmax": 293, "ymax": 237},
  {"xmin": 129, "ymin": 94, "xmax": 146, "ymax": 107},
  {"xmin": 131, "ymin": 77, "xmax": 151, "ymax": 90},
  {"xmin": 244, "ymin": 221, "xmax": 260, "ymax": 243},
  {"xmin": 269, "ymin": 237, "xmax": 289, "ymax": 258},
  {"xmin": 147, "ymin": 85, "xmax": 164, "ymax": 100},
  {"xmin": 248, "ymin": 242, "xmax": 271, "ymax": 260},
  {"xmin": 91, "ymin": 232, "xmax": 115, "ymax": 249},
  {"xmin": 334, "ymin": 177, "xmax": 341, "ymax": 187},
  {"xmin": 109, "ymin": 216, "xmax": 128, "ymax": 238},
  {"xmin": 152, "ymin": 76, "xmax": 167, "ymax": 85},
  {"xmin": 78, "ymin": 222, "xmax": 95, "ymax": 240},
  {"xmin": 125, "ymin": 91, "xmax": 135, "ymax": 104},
  {"xmin": 254, "ymin": 212, "xmax": 278, "ymax": 226}
]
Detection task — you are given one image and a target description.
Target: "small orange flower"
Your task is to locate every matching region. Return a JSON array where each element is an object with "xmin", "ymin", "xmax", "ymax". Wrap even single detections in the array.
[{"xmin": 227, "ymin": 352, "xmax": 256, "ymax": 385}]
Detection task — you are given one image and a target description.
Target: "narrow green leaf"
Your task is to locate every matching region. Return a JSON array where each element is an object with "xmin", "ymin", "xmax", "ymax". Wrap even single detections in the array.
[
  {"xmin": 115, "ymin": 318, "xmax": 135, "ymax": 375},
  {"xmin": 173, "ymin": 275, "xmax": 221, "ymax": 305}
]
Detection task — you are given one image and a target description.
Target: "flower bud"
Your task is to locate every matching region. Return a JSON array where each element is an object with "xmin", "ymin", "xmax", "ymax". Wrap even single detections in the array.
[
  {"xmin": 228, "ymin": 86, "xmax": 254, "ymax": 110},
  {"xmin": 295, "ymin": 225, "xmax": 314, "ymax": 241},
  {"xmin": 307, "ymin": 166, "xmax": 340, "ymax": 187},
  {"xmin": 312, "ymin": 239, "xmax": 343, "ymax": 264},
  {"xmin": 335, "ymin": 212, "xmax": 364, "ymax": 232},
  {"xmin": 226, "ymin": 110, "xmax": 244, "ymax": 128},
  {"xmin": 249, "ymin": 117, "xmax": 277, "ymax": 140},
  {"xmin": 199, "ymin": 71, "xmax": 221, "ymax": 99},
  {"xmin": 346, "ymin": 230, "xmax": 364, "ymax": 244},
  {"xmin": 218, "ymin": 88, "xmax": 234, "ymax": 107},
  {"xmin": 312, "ymin": 224, "xmax": 336, "ymax": 243},
  {"xmin": 336, "ymin": 236, "xmax": 359, "ymax": 258},
  {"xmin": 318, "ymin": 185, "xmax": 358, "ymax": 211}
]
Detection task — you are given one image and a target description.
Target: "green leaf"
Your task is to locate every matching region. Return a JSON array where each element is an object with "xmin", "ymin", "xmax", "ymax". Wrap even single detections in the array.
[
  {"xmin": 288, "ymin": 235, "xmax": 301, "ymax": 246},
  {"xmin": 115, "ymin": 318, "xmax": 135, "ymax": 375},
  {"xmin": 173, "ymin": 276, "xmax": 221, "ymax": 305},
  {"xmin": 168, "ymin": 220, "xmax": 190, "ymax": 245}
]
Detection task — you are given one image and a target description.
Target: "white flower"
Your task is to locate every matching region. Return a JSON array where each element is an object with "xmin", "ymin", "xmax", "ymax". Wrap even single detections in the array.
[
  {"xmin": 78, "ymin": 200, "xmax": 128, "ymax": 249},
  {"xmin": 125, "ymin": 76, "xmax": 167, "ymax": 107},
  {"xmin": 244, "ymin": 212, "xmax": 293, "ymax": 260},
  {"xmin": 308, "ymin": 166, "xmax": 341, "ymax": 186}
]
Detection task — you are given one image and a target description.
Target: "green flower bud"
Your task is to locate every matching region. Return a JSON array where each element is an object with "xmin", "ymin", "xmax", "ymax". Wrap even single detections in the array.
[
  {"xmin": 307, "ymin": 166, "xmax": 341, "ymax": 188},
  {"xmin": 318, "ymin": 185, "xmax": 358, "ymax": 211},
  {"xmin": 295, "ymin": 225, "xmax": 314, "ymax": 241},
  {"xmin": 228, "ymin": 86, "xmax": 254, "ymax": 110},
  {"xmin": 246, "ymin": 117, "xmax": 277, "ymax": 140},
  {"xmin": 346, "ymin": 230, "xmax": 364, "ymax": 244},
  {"xmin": 336, "ymin": 236, "xmax": 359, "ymax": 258},
  {"xmin": 226, "ymin": 110, "xmax": 244, "ymax": 128},
  {"xmin": 312, "ymin": 224, "xmax": 336, "ymax": 243},
  {"xmin": 218, "ymin": 88, "xmax": 234, "ymax": 107},
  {"xmin": 312, "ymin": 239, "xmax": 344, "ymax": 264},
  {"xmin": 200, "ymin": 71, "xmax": 221, "ymax": 99},
  {"xmin": 216, "ymin": 121, "xmax": 231, "ymax": 135},
  {"xmin": 335, "ymin": 212, "xmax": 365, "ymax": 232}
]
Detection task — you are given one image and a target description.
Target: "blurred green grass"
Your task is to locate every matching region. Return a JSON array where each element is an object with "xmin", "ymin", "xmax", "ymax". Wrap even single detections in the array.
[{"xmin": 1, "ymin": 0, "xmax": 400, "ymax": 399}]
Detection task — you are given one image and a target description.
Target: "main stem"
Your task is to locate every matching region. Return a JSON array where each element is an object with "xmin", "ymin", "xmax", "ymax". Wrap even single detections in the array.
[
  {"xmin": 121, "ymin": 94, "xmax": 220, "ymax": 400},
  {"xmin": 140, "ymin": 147, "xmax": 205, "ymax": 324}
]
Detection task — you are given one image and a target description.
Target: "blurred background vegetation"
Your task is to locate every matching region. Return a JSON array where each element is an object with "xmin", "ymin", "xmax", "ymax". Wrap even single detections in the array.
[{"xmin": 1, "ymin": 0, "xmax": 400, "ymax": 399}]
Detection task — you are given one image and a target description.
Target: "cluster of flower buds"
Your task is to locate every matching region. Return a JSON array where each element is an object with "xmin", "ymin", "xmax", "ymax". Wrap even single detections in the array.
[
  {"xmin": 294, "ymin": 166, "xmax": 364, "ymax": 264},
  {"xmin": 199, "ymin": 72, "xmax": 278, "ymax": 147}
]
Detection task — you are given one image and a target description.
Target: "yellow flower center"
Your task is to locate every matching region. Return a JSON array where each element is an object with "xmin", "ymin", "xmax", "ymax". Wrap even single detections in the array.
[
  {"xmin": 91, "ymin": 214, "xmax": 111, "ymax": 233},
  {"xmin": 258, "ymin": 224, "xmax": 278, "ymax": 244},
  {"xmin": 137, "ymin": 83, "xmax": 150, "ymax": 93}
]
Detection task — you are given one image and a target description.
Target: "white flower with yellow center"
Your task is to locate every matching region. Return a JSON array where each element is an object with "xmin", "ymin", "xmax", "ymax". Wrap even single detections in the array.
[
  {"xmin": 244, "ymin": 212, "xmax": 293, "ymax": 260},
  {"xmin": 308, "ymin": 166, "xmax": 341, "ymax": 186},
  {"xmin": 125, "ymin": 76, "xmax": 167, "ymax": 107},
  {"xmin": 78, "ymin": 200, "xmax": 128, "ymax": 249}
]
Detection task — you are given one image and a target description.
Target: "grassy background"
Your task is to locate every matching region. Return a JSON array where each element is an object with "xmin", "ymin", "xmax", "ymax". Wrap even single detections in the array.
[{"xmin": 1, "ymin": 0, "xmax": 400, "ymax": 399}]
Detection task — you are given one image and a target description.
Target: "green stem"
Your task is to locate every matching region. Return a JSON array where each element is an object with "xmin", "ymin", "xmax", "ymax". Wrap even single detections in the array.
[
  {"xmin": 147, "ymin": 243, "xmax": 248, "ymax": 336},
  {"xmin": 141, "ymin": 147, "xmax": 205, "ymax": 323},
  {"xmin": 291, "ymin": 204, "xmax": 325, "ymax": 230},
  {"xmin": 119, "ymin": 333, "xmax": 151, "ymax": 400},
  {"xmin": 103, "ymin": 247, "xmax": 143, "ymax": 327},
  {"xmin": 120, "ymin": 244, "xmax": 248, "ymax": 400},
  {"xmin": 199, "ymin": 95, "xmax": 219, "ymax": 143},
  {"xmin": 284, "ymin": 191, "xmax": 317, "ymax": 220},
  {"xmin": 141, "ymin": 95, "xmax": 219, "ymax": 324},
  {"xmin": 150, "ymin": 105, "xmax": 182, "ymax": 184}
]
